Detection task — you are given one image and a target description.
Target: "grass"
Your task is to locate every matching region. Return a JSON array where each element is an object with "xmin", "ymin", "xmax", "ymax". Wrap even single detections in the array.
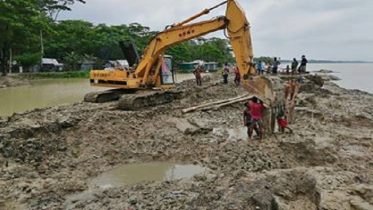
[{"xmin": 19, "ymin": 71, "xmax": 90, "ymax": 79}]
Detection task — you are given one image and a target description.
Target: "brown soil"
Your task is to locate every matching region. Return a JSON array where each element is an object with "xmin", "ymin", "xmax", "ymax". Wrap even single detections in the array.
[
  {"xmin": 0, "ymin": 76, "xmax": 31, "ymax": 88},
  {"xmin": 0, "ymin": 75, "xmax": 372, "ymax": 210}
]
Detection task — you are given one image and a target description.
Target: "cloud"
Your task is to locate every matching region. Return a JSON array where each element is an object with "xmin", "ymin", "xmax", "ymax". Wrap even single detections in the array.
[{"xmin": 60, "ymin": 0, "xmax": 373, "ymax": 61}]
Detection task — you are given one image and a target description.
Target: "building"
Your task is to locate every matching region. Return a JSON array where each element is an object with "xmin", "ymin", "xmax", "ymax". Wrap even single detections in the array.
[
  {"xmin": 178, "ymin": 60, "xmax": 219, "ymax": 72},
  {"xmin": 204, "ymin": 62, "xmax": 219, "ymax": 72},
  {"xmin": 41, "ymin": 58, "xmax": 63, "ymax": 72},
  {"xmin": 178, "ymin": 60, "xmax": 205, "ymax": 72},
  {"xmin": 80, "ymin": 61, "xmax": 95, "ymax": 71}
]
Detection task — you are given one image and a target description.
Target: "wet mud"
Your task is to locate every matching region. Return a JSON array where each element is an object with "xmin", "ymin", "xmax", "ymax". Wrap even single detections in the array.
[{"xmin": 0, "ymin": 75, "xmax": 372, "ymax": 209}]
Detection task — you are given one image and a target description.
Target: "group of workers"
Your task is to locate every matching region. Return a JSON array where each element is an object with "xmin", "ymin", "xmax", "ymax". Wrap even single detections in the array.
[
  {"xmin": 193, "ymin": 55, "xmax": 308, "ymax": 86},
  {"xmin": 256, "ymin": 55, "xmax": 308, "ymax": 75},
  {"xmin": 192, "ymin": 58, "xmax": 300, "ymax": 141},
  {"xmin": 222, "ymin": 64, "xmax": 241, "ymax": 86},
  {"xmin": 193, "ymin": 63, "xmax": 241, "ymax": 86},
  {"xmin": 243, "ymin": 95, "xmax": 293, "ymax": 142}
]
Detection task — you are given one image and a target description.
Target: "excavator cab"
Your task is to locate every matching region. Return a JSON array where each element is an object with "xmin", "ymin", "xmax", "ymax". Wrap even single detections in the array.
[
  {"xmin": 159, "ymin": 55, "xmax": 175, "ymax": 85},
  {"xmin": 119, "ymin": 39, "xmax": 175, "ymax": 86}
]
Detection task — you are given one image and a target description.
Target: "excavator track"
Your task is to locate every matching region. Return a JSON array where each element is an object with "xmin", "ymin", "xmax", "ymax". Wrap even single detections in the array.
[
  {"xmin": 118, "ymin": 90, "xmax": 182, "ymax": 110},
  {"xmin": 84, "ymin": 89, "xmax": 136, "ymax": 103}
]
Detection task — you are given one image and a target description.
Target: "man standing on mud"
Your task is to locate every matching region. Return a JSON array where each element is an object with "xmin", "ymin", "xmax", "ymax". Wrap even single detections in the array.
[
  {"xmin": 233, "ymin": 66, "xmax": 240, "ymax": 86},
  {"xmin": 243, "ymin": 102, "xmax": 259, "ymax": 139},
  {"xmin": 248, "ymin": 96, "xmax": 266, "ymax": 142},
  {"xmin": 299, "ymin": 55, "xmax": 308, "ymax": 74},
  {"xmin": 291, "ymin": 58, "xmax": 298, "ymax": 75},
  {"xmin": 271, "ymin": 57, "xmax": 280, "ymax": 75},
  {"xmin": 193, "ymin": 66, "xmax": 203, "ymax": 86},
  {"xmin": 222, "ymin": 65, "xmax": 229, "ymax": 84}
]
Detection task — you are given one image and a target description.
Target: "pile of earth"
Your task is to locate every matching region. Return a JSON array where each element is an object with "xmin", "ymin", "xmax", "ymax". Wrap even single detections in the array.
[
  {"xmin": 0, "ymin": 76, "xmax": 31, "ymax": 88},
  {"xmin": 0, "ymin": 74, "xmax": 372, "ymax": 210}
]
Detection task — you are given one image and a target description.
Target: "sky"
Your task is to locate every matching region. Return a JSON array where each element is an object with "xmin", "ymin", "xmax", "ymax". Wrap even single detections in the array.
[{"xmin": 59, "ymin": 0, "xmax": 373, "ymax": 61}]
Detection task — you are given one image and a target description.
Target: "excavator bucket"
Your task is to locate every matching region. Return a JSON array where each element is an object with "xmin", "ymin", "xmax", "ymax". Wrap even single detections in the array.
[
  {"xmin": 243, "ymin": 76, "xmax": 286, "ymax": 134},
  {"xmin": 243, "ymin": 76, "xmax": 284, "ymax": 106}
]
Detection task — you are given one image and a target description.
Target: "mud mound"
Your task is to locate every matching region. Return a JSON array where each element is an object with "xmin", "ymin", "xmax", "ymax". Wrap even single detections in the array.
[
  {"xmin": 0, "ymin": 76, "xmax": 31, "ymax": 87},
  {"xmin": 206, "ymin": 141, "xmax": 289, "ymax": 172},
  {"xmin": 65, "ymin": 169, "xmax": 320, "ymax": 210}
]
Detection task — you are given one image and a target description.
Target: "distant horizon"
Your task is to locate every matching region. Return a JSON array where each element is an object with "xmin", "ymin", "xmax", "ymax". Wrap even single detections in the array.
[{"xmin": 273, "ymin": 59, "xmax": 373, "ymax": 64}]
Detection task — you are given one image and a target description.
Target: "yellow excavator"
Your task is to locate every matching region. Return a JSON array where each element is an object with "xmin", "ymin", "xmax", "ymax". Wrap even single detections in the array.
[{"xmin": 84, "ymin": 0, "xmax": 279, "ymax": 111}]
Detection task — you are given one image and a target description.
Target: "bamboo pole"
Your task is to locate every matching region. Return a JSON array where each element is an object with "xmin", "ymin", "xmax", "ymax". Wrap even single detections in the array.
[{"xmin": 182, "ymin": 94, "xmax": 252, "ymax": 113}]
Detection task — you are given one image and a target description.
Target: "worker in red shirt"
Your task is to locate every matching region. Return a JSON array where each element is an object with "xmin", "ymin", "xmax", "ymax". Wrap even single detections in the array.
[
  {"xmin": 248, "ymin": 96, "xmax": 266, "ymax": 141},
  {"xmin": 277, "ymin": 110, "xmax": 293, "ymax": 133},
  {"xmin": 243, "ymin": 102, "xmax": 259, "ymax": 138}
]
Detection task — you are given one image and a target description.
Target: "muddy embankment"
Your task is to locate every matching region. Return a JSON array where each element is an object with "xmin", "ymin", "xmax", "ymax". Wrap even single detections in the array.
[
  {"xmin": 0, "ymin": 76, "xmax": 31, "ymax": 88},
  {"xmin": 0, "ymin": 75, "xmax": 372, "ymax": 210}
]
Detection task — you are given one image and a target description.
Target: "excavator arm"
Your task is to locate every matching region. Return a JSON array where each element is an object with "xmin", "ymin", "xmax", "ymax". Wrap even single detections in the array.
[{"xmin": 135, "ymin": 16, "xmax": 228, "ymax": 86}]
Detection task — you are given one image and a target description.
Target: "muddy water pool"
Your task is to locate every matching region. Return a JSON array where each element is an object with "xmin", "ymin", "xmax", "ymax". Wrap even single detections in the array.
[
  {"xmin": 90, "ymin": 162, "xmax": 207, "ymax": 188},
  {"xmin": 65, "ymin": 162, "xmax": 207, "ymax": 209}
]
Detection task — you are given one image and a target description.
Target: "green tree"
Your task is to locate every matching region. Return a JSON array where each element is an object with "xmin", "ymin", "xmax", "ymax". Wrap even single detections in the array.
[
  {"xmin": 44, "ymin": 20, "xmax": 95, "ymax": 60},
  {"xmin": 64, "ymin": 51, "xmax": 82, "ymax": 71},
  {"xmin": 40, "ymin": 0, "xmax": 86, "ymax": 21},
  {"xmin": 166, "ymin": 42, "xmax": 192, "ymax": 65},
  {"xmin": 0, "ymin": 0, "xmax": 85, "ymax": 76}
]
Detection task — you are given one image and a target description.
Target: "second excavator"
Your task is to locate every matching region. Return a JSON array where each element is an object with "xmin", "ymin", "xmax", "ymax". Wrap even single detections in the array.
[{"xmin": 84, "ymin": 0, "xmax": 273, "ymax": 110}]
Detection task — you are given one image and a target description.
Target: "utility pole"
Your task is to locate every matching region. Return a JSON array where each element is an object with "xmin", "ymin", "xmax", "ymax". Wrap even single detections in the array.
[
  {"xmin": 9, "ymin": 48, "xmax": 12, "ymax": 74},
  {"xmin": 40, "ymin": 30, "xmax": 44, "ymax": 71}
]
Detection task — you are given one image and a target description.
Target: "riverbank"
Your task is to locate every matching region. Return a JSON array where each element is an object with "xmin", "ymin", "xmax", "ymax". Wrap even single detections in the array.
[
  {"xmin": 0, "ymin": 76, "xmax": 31, "ymax": 88},
  {"xmin": 0, "ymin": 75, "xmax": 372, "ymax": 209},
  {"xmin": 18, "ymin": 71, "xmax": 90, "ymax": 79},
  {"xmin": 0, "ymin": 71, "xmax": 89, "ymax": 88}
]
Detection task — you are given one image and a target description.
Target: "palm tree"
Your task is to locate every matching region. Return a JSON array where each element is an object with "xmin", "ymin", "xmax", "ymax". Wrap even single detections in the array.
[{"xmin": 64, "ymin": 51, "xmax": 82, "ymax": 71}]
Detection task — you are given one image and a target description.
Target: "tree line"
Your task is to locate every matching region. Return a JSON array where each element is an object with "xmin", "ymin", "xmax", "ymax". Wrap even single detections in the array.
[{"xmin": 0, "ymin": 0, "xmax": 234, "ymax": 76}]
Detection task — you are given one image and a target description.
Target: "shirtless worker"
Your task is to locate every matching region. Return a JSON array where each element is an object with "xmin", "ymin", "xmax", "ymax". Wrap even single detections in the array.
[
  {"xmin": 243, "ymin": 102, "xmax": 259, "ymax": 139},
  {"xmin": 234, "ymin": 66, "xmax": 241, "ymax": 86},
  {"xmin": 193, "ymin": 66, "xmax": 203, "ymax": 86}
]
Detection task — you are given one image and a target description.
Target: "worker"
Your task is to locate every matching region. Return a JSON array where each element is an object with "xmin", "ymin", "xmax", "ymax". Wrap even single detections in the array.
[
  {"xmin": 222, "ymin": 65, "xmax": 229, "ymax": 84},
  {"xmin": 248, "ymin": 96, "xmax": 266, "ymax": 141},
  {"xmin": 243, "ymin": 102, "xmax": 259, "ymax": 139},
  {"xmin": 298, "ymin": 55, "xmax": 308, "ymax": 74},
  {"xmin": 285, "ymin": 65, "xmax": 290, "ymax": 75},
  {"xmin": 266, "ymin": 61, "xmax": 271, "ymax": 74},
  {"xmin": 193, "ymin": 66, "xmax": 203, "ymax": 86},
  {"xmin": 291, "ymin": 58, "xmax": 298, "ymax": 75},
  {"xmin": 271, "ymin": 57, "xmax": 280, "ymax": 75},
  {"xmin": 233, "ymin": 66, "xmax": 240, "ymax": 86},
  {"xmin": 259, "ymin": 61, "xmax": 265, "ymax": 75},
  {"xmin": 277, "ymin": 110, "xmax": 293, "ymax": 134}
]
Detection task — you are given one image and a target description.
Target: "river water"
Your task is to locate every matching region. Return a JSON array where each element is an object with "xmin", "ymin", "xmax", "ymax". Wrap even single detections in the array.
[
  {"xmin": 0, "ymin": 73, "xmax": 202, "ymax": 116},
  {"xmin": 307, "ymin": 63, "xmax": 373, "ymax": 93},
  {"xmin": 0, "ymin": 63, "xmax": 372, "ymax": 116}
]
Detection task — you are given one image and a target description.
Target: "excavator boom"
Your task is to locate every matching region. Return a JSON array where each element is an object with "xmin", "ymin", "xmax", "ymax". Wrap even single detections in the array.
[{"xmin": 226, "ymin": 0, "xmax": 256, "ymax": 77}]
